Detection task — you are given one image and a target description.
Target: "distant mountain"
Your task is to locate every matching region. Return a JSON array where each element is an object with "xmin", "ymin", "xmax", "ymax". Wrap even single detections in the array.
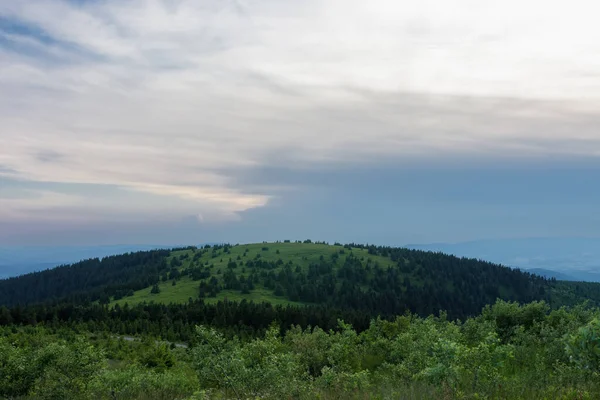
[
  {"xmin": 0, "ymin": 263, "xmax": 58, "ymax": 280},
  {"xmin": 406, "ymin": 237, "xmax": 600, "ymax": 282},
  {"xmin": 526, "ymin": 268, "xmax": 575, "ymax": 281}
]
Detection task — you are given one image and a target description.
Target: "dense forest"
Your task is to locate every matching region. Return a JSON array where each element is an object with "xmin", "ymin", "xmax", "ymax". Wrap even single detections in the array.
[
  {"xmin": 0, "ymin": 249, "xmax": 172, "ymax": 306},
  {"xmin": 2, "ymin": 242, "xmax": 600, "ymax": 399}
]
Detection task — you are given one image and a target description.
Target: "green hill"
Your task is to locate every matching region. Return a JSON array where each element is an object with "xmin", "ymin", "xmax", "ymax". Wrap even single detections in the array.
[
  {"xmin": 2, "ymin": 241, "xmax": 599, "ymax": 321},
  {"xmin": 112, "ymin": 242, "xmax": 393, "ymax": 308}
]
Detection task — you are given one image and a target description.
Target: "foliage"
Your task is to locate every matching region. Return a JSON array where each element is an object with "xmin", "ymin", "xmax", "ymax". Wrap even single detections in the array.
[
  {"xmin": 566, "ymin": 318, "xmax": 600, "ymax": 372},
  {"xmin": 1, "ymin": 300, "xmax": 600, "ymax": 399},
  {"xmin": 89, "ymin": 365, "xmax": 198, "ymax": 400},
  {"xmin": 183, "ymin": 301, "xmax": 600, "ymax": 399},
  {"xmin": 0, "ymin": 334, "xmax": 106, "ymax": 399}
]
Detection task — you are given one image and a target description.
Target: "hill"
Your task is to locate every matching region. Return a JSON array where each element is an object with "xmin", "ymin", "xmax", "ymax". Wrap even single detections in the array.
[{"xmin": 2, "ymin": 241, "xmax": 600, "ymax": 321}]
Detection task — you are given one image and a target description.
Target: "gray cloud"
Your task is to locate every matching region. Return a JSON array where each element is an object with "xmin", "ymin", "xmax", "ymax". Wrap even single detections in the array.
[
  {"xmin": 1, "ymin": 0, "xmax": 600, "ymax": 242},
  {"xmin": 35, "ymin": 150, "xmax": 66, "ymax": 163},
  {"xmin": 0, "ymin": 165, "xmax": 17, "ymax": 174}
]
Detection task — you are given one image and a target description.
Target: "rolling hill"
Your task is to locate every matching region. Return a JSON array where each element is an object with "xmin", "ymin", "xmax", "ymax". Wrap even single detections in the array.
[{"xmin": 2, "ymin": 241, "xmax": 600, "ymax": 321}]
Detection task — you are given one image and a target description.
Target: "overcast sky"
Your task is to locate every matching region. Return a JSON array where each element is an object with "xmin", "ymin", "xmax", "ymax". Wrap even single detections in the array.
[{"xmin": 1, "ymin": 0, "xmax": 600, "ymax": 246}]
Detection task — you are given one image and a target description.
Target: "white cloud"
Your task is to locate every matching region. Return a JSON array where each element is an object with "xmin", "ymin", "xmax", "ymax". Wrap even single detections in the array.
[{"xmin": 1, "ymin": 0, "xmax": 600, "ymax": 222}]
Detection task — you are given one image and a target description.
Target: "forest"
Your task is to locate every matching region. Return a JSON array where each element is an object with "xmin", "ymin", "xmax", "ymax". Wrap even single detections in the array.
[
  {"xmin": 2, "ymin": 242, "xmax": 600, "ymax": 316},
  {"xmin": 1, "ymin": 242, "xmax": 600, "ymax": 399}
]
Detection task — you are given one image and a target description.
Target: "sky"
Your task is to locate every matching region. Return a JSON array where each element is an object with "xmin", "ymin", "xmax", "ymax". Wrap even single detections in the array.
[{"xmin": 1, "ymin": 0, "xmax": 600, "ymax": 246}]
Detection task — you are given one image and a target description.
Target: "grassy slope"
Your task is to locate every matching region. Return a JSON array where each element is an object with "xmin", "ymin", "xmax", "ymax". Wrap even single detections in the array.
[
  {"xmin": 112, "ymin": 242, "xmax": 395, "ymax": 307},
  {"xmin": 110, "ymin": 241, "xmax": 599, "ymax": 310}
]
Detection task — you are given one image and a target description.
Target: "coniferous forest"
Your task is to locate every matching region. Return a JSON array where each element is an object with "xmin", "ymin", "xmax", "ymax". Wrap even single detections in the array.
[{"xmin": 1, "ymin": 242, "xmax": 600, "ymax": 399}]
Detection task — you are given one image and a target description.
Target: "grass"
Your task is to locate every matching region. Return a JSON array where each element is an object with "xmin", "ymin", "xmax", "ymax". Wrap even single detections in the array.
[
  {"xmin": 203, "ymin": 287, "xmax": 304, "ymax": 306},
  {"xmin": 113, "ymin": 276, "xmax": 199, "ymax": 307},
  {"xmin": 113, "ymin": 279, "xmax": 303, "ymax": 308},
  {"xmin": 111, "ymin": 241, "xmax": 396, "ymax": 307}
]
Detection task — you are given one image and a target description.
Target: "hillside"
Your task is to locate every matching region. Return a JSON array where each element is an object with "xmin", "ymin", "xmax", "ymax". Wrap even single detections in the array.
[
  {"xmin": 0, "ymin": 249, "xmax": 172, "ymax": 306},
  {"xmin": 2, "ymin": 241, "xmax": 600, "ymax": 321},
  {"xmin": 0, "ymin": 244, "xmax": 174, "ymax": 279},
  {"xmin": 112, "ymin": 242, "xmax": 394, "ymax": 308}
]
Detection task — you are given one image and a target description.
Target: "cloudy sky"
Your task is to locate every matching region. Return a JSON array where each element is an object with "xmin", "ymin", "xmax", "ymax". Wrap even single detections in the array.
[{"xmin": 1, "ymin": 0, "xmax": 600, "ymax": 246}]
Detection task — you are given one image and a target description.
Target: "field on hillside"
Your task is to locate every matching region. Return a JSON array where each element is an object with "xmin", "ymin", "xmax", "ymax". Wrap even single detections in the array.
[{"xmin": 113, "ymin": 241, "xmax": 395, "ymax": 307}]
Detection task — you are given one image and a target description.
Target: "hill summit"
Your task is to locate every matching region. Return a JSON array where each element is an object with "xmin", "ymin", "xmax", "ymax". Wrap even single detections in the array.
[{"xmin": 2, "ymin": 241, "xmax": 599, "ymax": 320}]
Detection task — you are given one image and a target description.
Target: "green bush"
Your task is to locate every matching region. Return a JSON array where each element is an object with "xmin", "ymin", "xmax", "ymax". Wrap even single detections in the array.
[
  {"xmin": 0, "ymin": 336, "xmax": 106, "ymax": 400},
  {"xmin": 566, "ymin": 318, "xmax": 600, "ymax": 372},
  {"xmin": 3, "ymin": 300, "xmax": 600, "ymax": 399},
  {"xmin": 89, "ymin": 365, "xmax": 198, "ymax": 400}
]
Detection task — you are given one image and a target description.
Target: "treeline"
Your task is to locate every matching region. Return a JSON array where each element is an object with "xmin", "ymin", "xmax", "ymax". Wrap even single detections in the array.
[
  {"xmin": 0, "ymin": 249, "xmax": 172, "ymax": 306},
  {"xmin": 0, "ymin": 300, "xmax": 375, "ymax": 342}
]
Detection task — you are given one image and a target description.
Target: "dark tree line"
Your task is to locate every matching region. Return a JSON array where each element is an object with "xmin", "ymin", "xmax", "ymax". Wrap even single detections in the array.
[
  {"xmin": 0, "ymin": 249, "xmax": 172, "ymax": 307},
  {"xmin": 0, "ymin": 300, "xmax": 374, "ymax": 342}
]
